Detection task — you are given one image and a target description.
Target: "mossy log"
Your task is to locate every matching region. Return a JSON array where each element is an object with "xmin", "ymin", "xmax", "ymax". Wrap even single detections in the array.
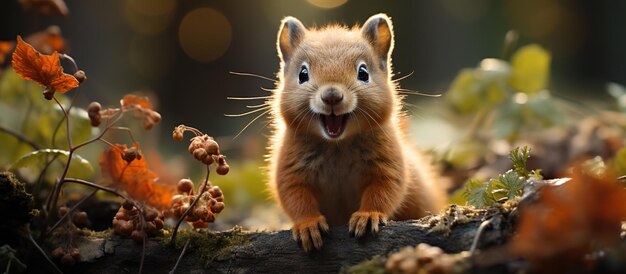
[{"xmin": 46, "ymin": 214, "xmax": 510, "ymax": 274}]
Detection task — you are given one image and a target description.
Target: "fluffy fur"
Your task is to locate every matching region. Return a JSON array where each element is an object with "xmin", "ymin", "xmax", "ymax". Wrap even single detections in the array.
[{"xmin": 267, "ymin": 14, "xmax": 446, "ymax": 251}]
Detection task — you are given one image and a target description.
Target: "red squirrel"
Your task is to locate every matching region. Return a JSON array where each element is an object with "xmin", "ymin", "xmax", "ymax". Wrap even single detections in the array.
[{"xmin": 267, "ymin": 14, "xmax": 447, "ymax": 251}]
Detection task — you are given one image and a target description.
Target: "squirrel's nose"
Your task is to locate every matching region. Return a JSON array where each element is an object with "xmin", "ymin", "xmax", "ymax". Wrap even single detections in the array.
[{"xmin": 321, "ymin": 88, "xmax": 343, "ymax": 106}]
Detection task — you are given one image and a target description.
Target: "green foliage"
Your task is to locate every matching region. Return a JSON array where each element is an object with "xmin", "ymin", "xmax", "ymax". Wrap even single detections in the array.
[
  {"xmin": 463, "ymin": 178, "xmax": 493, "ymax": 208},
  {"xmin": 509, "ymin": 146, "xmax": 530, "ymax": 178},
  {"xmin": 0, "ymin": 68, "xmax": 93, "ymax": 168},
  {"xmin": 9, "ymin": 149, "xmax": 94, "ymax": 183},
  {"xmin": 445, "ymin": 44, "xmax": 562, "ymax": 140},
  {"xmin": 457, "ymin": 146, "xmax": 535, "ymax": 208}
]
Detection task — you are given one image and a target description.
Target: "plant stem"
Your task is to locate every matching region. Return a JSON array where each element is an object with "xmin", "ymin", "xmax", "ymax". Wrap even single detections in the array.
[
  {"xmin": 170, "ymin": 165, "xmax": 211, "ymax": 245},
  {"xmin": 47, "ymin": 190, "xmax": 98, "ymax": 235},
  {"xmin": 26, "ymin": 225, "xmax": 63, "ymax": 274},
  {"xmin": 0, "ymin": 125, "xmax": 40, "ymax": 150},
  {"xmin": 169, "ymin": 238, "xmax": 191, "ymax": 274}
]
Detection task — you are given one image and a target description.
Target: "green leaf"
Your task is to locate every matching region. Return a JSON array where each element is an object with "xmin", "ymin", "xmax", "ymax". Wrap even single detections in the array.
[
  {"xmin": 509, "ymin": 146, "xmax": 530, "ymax": 177},
  {"xmin": 9, "ymin": 149, "xmax": 94, "ymax": 183},
  {"xmin": 463, "ymin": 178, "xmax": 494, "ymax": 208},
  {"xmin": 509, "ymin": 44, "xmax": 551, "ymax": 94},
  {"xmin": 493, "ymin": 170, "xmax": 525, "ymax": 200}
]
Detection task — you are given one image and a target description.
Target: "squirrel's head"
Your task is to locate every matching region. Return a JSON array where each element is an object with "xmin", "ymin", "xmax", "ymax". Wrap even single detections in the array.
[{"xmin": 275, "ymin": 14, "xmax": 397, "ymax": 141}]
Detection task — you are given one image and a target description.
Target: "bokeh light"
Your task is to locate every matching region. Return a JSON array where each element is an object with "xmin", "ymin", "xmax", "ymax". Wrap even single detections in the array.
[
  {"xmin": 306, "ymin": 0, "xmax": 348, "ymax": 9},
  {"xmin": 178, "ymin": 8, "xmax": 232, "ymax": 63},
  {"xmin": 124, "ymin": 0, "xmax": 176, "ymax": 35}
]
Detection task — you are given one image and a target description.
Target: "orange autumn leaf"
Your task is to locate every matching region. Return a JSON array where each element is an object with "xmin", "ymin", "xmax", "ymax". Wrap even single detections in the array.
[
  {"xmin": 100, "ymin": 144, "xmax": 174, "ymax": 209},
  {"xmin": 510, "ymin": 167, "xmax": 626, "ymax": 272},
  {"xmin": 26, "ymin": 26, "xmax": 68, "ymax": 54},
  {"xmin": 12, "ymin": 35, "xmax": 78, "ymax": 93},
  {"xmin": 121, "ymin": 94, "xmax": 153, "ymax": 110},
  {"xmin": 0, "ymin": 41, "xmax": 14, "ymax": 64},
  {"xmin": 120, "ymin": 94, "xmax": 162, "ymax": 130}
]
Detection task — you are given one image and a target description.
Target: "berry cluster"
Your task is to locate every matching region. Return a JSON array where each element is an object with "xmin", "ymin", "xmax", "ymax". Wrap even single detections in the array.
[
  {"xmin": 168, "ymin": 179, "xmax": 225, "ymax": 229},
  {"xmin": 385, "ymin": 243, "xmax": 470, "ymax": 274},
  {"xmin": 57, "ymin": 206, "xmax": 89, "ymax": 229},
  {"xmin": 112, "ymin": 200, "xmax": 164, "ymax": 243},
  {"xmin": 172, "ymin": 124, "xmax": 230, "ymax": 174},
  {"xmin": 51, "ymin": 246, "xmax": 81, "ymax": 266},
  {"xmin": 86, "ymin": 95, "xmax": 161, "ymax": 130}
]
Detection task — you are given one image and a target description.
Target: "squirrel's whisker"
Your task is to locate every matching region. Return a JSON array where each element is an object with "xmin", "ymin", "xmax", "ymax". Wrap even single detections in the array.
[
  {"xmin": 227, "ymin": 96, "xmax": 272, "ymax": 100},
  {"xmin": 391, "ymin": 71, "xmax": 414, "ymax": 83},
  {"xmin": 397, "ymin": 89, "xmax": 442, "ymax": 97},
  {"xmin": 230, "ymin": 71, "xmax": 277, "ymax": 83},
  {"xmin": 233, "ymin": 108, "xmax": 272, "ymax": 139},
  {"xmin": 224, "ymin": 105, "xmax": 271, "ymax": 117}
]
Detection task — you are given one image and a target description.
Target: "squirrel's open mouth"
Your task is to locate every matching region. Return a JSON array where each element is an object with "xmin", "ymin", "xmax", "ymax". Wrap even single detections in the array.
[{"xmin": 320, "ymin": 113, "xmax": 348, "ymax": 138}]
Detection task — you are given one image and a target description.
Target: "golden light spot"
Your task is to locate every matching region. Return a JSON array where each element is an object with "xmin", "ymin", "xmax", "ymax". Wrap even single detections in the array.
[
  {"xmin": 513, "ymin": 92, "xmax": 529, "ymax": 105},
  {"xmin": 178, "ymin": 8, "xmax": 232, "ymax": 62},
  {"xmin": 125, "ymin": 0, "xmax": 176, "ymax": 35},
  {"xmin": 306, "ymin": 0, "xmax": 348, "ymax": 9}
]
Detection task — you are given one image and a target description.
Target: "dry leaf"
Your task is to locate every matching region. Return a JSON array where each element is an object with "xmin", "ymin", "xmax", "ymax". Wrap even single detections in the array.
[
  {"xmin": 19, "ymin": 0, "xmax": 69, "ymax": 17},
  {"xmin": 25, "ymin": 26, "xmax": 67, "ymax": 54},
  {"xmin": 100, "ymin": 144, "xmax": 173, "ymax": 209},
  {"xmin": 12, "ymin": 36, "xmax": 78, "ymax": 93},
  {"xmin": 120, "ymin": 94, "xmax": 161, "ymax": 130},
  {"xmin": 511, "ymin": 167, "xmax": 626, "ymax": 272},
  {"xmin": 121, "ymin": 94, "xmax": 153, "ymax": 111}
]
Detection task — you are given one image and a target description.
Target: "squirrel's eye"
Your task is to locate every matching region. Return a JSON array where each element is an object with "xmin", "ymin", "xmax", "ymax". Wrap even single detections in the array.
[
  {"xmin": 298, "ymin": 66, "xmax": 309, "ymax": 84},
  {"xmin": 357, "ymin": 64, "xmax": 369, "ymax": 82}
]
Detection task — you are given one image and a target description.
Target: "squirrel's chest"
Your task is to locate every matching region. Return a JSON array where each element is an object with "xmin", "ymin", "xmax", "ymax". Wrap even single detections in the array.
[{"xmin": 301, "ymin": 144, "xmax": 373, "ymax": 224}]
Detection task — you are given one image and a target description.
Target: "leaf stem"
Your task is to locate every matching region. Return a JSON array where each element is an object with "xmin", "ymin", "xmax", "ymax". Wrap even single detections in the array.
[{"xmin": 169, "ymin": 238, "xmax": 191, "ymax": 274}]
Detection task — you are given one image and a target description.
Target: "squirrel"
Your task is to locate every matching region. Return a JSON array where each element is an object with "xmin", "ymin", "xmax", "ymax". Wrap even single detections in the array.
[{"xmin": 267, "ymin": 14, "xmax": 447, "ymax": 252}]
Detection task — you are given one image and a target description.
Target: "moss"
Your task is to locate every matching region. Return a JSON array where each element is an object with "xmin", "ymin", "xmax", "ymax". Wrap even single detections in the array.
[
  {"xmin": 0, "ymin": 172, "xmax": 36, "ymax": 232},
  {"xmin": 340, "ymin": 256, "xmax": 386, "ymax": 274},
  {"xmin": 167, "ymin": 226, "xmax": 248, "ymax": 266}
]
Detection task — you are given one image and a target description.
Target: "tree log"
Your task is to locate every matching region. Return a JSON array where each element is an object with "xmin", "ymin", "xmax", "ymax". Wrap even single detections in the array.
[{"xmin": 44, "ymin": 215, "xmax": 509, "ymax": 274}]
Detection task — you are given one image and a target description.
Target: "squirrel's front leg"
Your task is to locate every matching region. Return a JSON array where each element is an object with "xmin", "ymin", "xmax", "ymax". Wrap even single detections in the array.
[
  {"xmin": 349, "ymin": 164, "xmax": 403, "ymax": 238},
  {"xmin": 277, "ymin": 175, "xmax": 328, "ymax": 252}
]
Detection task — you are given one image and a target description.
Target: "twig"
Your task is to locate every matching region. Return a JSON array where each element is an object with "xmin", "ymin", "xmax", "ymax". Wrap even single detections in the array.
[
  {"xmin": 470, "ymin": 218, "xmax": 494, "ymax": 254},
  {"xmin": 170, "ymin": 165, "xmax": 211, "ymax": 245},
  {"xmin": 169, "ymin": 238, "xmax": 191, "ymax": 274},
  {"xmin": 47, "ymin": 190, "xmax": 98, "ymax": 235},
  {"xmin": 26, "ymin": 225, "xmax": 63, "ymax": 274},
  {"xmin": 0, "ymin": 125, "xmax": 40, "ymax": 150}
]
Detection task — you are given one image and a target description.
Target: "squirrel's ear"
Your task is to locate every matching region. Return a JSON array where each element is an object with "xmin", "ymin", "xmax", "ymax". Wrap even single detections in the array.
[
  {"xmin": 361, "ymin": 14, "xmax": 394, "ymax": 67},
  {"xmin": 277, "ymin": 16, "xmax": 307, "ymax": 62}
]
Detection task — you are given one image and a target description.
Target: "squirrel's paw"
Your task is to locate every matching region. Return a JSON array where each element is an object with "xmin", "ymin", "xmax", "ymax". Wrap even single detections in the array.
[
  {"xmin": 349, "ymin": 211, "xmax": 388, "ymax": 238},
  {"xmin": 292, "ymin": 215, "xmax": 329, "ymax": 252}
]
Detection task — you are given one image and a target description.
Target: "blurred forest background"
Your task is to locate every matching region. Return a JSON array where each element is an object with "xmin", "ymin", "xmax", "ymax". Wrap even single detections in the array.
[{"xmin": 1, "ymin": 0, "xmax": 626, "ymax": 230}]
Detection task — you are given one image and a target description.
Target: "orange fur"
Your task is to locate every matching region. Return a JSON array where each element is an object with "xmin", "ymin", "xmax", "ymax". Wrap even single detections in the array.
[{"xmin": 267, "ymin": 14, "xmax": 447, "ymax": 251}]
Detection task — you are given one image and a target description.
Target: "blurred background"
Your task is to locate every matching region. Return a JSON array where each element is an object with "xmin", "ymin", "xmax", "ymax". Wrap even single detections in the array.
[{"xmin": 1, "ymin": 0, "xmax": 625, "ymax": 230}]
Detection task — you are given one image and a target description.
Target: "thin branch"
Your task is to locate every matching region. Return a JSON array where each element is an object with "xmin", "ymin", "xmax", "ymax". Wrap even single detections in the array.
[
  {"xmin": 109, "ymin": 126, "xmax": 138, "ymax": 145},
  {"xmin": 470, "ymin": 218, "xmax": 494, "ymax": 254},
  {"xmin": 0, "ymin": 125, "xmax": 40, "ymax": 150},
  {"xmin": 47, "ymin": 190, "xmax": 98, "ymax": 235},
  {"xmin": 26, "ymin": 225, "xmax": 63, "ymax": 274},
  {"xmin": 169, "ymin": 238, "xmax": 191, "ymax": 274}
]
